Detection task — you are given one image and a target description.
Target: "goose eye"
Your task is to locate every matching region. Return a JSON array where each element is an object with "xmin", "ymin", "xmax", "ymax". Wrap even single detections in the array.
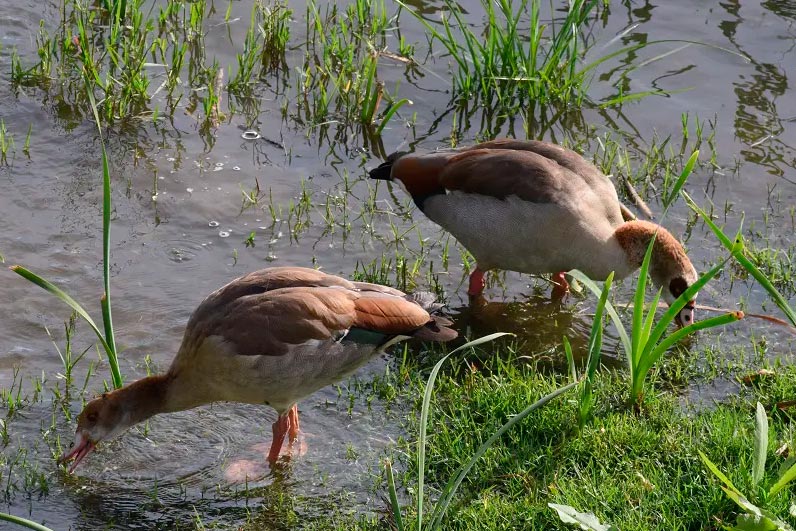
[{"xmin": 669, "ymin": 277, "xmax": 688, "ymax": 299}]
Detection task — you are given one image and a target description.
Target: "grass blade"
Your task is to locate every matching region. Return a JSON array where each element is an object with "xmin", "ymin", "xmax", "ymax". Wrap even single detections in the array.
[
  {"xmin": 683, "ymin": 191, "xmax": 796, "ymax": 326},
  {"xmin": 699, "ymin": 450, "xmax": 743, "ymax": 496},
  {"xmin": 428, "ymin": 380, "xmax": 578, "ymax": 529},
  {"xmin": 567, "ymin": 270, "xmax": 632, "ymax": 364},
  {"xmin": 84, "ymin": 69, "xmax": 122, "ymax": 389},
  {"xmin": 753, "ymin": 402, "xmax": 768, "ymax": 487},
  {"xmin": 376, "ymin": 98, "xmax": 411, "ymax": 135},
  {"xmin": 0, "ymin": 512, "xmax": 56, "ymax": 531},
  {"xmin": 769, "ymin": 460, "xmax": 796, "ymax": 498},
  {"xmin": 416, "ymin": 332, "xmax": 512, "ymax": 529},
  {"xmin": 10, "ymin": 265, "xmax": 112, "ymax": 356},
  {"xmin": 664, "ymin": 150, "xmax": 698, "ymax": 209},
  {"xmin": 633, "ymin": 236, "xmax": 656, "ymax": 366},
  {"xmin": 385, "ymin": 460, "xmax": 405, "ymax": 531},
  {"xmin": 563, "ymin": 336, "xmax": 577, "ymax": 383}
]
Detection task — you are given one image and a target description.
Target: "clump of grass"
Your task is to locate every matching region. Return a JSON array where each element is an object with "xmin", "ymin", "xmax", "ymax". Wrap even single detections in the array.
[
  {"xmin": 700, "ymin": 402, "xmax": 796, "ymax": 529},
  {"xmin": 398, "ymin": 0, "xmax": 646, "ymax": 114},
  {"xmin": 228, "ymin": 1, "xmax": 293, "ymax": 97},
  {"xmin": 385, "ymin": 333, "xmax": 578, "ymax": 530},
  {"xmin": 571, "ymin": 152, "xmax": 743, "ymax": 405},
  {"xmin": 293, "ymin": 0, "xmax": 411, "ymax": 134}
]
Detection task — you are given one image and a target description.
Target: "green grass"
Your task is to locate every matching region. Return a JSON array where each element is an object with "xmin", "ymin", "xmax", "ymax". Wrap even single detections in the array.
[{"xmin": 304, "ymin": 346, "xmax": 796, "ymax": 530}]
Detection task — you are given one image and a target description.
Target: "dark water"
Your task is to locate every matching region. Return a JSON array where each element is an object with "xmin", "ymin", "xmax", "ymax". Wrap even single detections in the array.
[{"xmin": 1, "ymin": 0, "xmax": 795, "ymax": 528}]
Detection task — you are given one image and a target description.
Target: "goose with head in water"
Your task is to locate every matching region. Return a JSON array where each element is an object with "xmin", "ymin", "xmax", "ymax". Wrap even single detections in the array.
[
  {"xmin": 60, "ymin": 267, "xmax": 457, "ymax": 472},
  {"xmin": 369, "ymin": 138, "xmax": 698, "ymax": 326}
]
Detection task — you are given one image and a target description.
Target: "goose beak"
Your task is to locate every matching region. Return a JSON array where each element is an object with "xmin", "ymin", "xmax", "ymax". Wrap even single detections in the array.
[
  {"xmin": 674, "ymin": 302, "xmax": 696, "ymax": 328},
  {"xmin": 59, "ymin": 431, "xmax": 96, "ymax": 473}
]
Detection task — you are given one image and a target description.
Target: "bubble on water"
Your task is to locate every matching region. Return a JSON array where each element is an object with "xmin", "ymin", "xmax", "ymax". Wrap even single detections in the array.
[
  {"xmin": 260, "ymin": 227, "xmax": 269, "ymax": 231},
  {"xmin": 242, "ymin": 130, "xmax": 261, "ymax": 140},
  {"xmin": 255, "ymin": 219, "xmax": 261, "ymax": 222},
  {"xmin": 219, "ymin": 231, "xmax": 230, "ymax": 238},
  {"xmin": 215, "ymin": 162, "xmax": 224, "ymax": 167},
  {"xmin": 213, "ymin": 166, "xmax": 223, "ymax": 172},
  {"xmin": 265, "ymin": 253, "xmax": 277, "ymax": 261},
  {"xmin": 152, "ymin": 194, "xmax": 158, "ymax": 201},
  {"xmin": 208, "ymin": 220, "xmax": 220, "ymax": 227},
  {"xmin": 277, "ymin": 231, "xmax": 283, "ymax": 238},
  {"xmin": 217, "ymin": 187, "xmax": 222, "ymax": 191},
  {"xmin": 167, "ymin": 157, "xmax": 176, "ymax": 162},
  {"xmin": 169, "ymin": 170, "xmax": 176, "ymax": 174},
  {"xmin": 233, "ymin": 166, "xmax": 241, "ymax": 171},
  {"xmin": 186, "ymin": 188, "xmax": 194, "ymax": 193}
]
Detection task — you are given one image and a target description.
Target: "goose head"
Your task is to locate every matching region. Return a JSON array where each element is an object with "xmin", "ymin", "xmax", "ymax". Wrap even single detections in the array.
[{"xmin": 615, "ymin": 220, "xmax": 698, "ymax": 327}]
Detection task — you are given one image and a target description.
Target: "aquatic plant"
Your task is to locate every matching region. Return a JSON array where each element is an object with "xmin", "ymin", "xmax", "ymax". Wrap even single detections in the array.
[
  {"xmin": 10, "ymin": 83, "xmax": 123, "ymax": 389},
  {"xmin": 397, "ymin": 0, "xmax": 655, "ymax": 114},
  {"xmin": 685, "ymin": 192, "xmax": 796, "ymax": 328}
]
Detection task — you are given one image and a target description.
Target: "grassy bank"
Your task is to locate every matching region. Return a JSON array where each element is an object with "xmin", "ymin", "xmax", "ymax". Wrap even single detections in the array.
[{"xmin": 293, "ymin": 339, "xmax": 796, "ymax": 530}]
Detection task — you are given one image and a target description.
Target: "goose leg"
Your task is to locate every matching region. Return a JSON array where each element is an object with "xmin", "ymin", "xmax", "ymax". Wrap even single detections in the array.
[
  {"xmin": 267, "ymin": 412, "xmax": 290, "ymax": 464},
  {"xmin": 551, "ymin": 272, "xmax": 569, "ymax": 299},
  {"xmin": 468, "ymin": 267, "xmax": 486, "ymax": 297},
  {"xmin": 287, "ymin": 404, "xmax": 300, "ymax": 443}
]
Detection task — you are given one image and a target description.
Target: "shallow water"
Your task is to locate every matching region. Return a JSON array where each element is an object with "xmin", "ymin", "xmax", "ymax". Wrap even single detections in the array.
[{"xmin": 1, "ymin": 0, "xmax": 795, "ymax": 527}]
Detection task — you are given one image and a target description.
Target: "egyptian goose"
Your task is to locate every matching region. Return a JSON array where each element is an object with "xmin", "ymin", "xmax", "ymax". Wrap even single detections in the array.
[
  {"xmin": 370, "ymin": 138, "xmax": 698, "ymax": 326},
  {"xmin": 59, "ymin": 267, "xmax": 456, "ymax": 472}
]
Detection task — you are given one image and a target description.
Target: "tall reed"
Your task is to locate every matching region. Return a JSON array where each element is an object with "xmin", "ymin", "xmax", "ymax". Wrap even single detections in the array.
[{"xmin": 11, "ymin": 77, "xmax": 122, "ymax": 388}]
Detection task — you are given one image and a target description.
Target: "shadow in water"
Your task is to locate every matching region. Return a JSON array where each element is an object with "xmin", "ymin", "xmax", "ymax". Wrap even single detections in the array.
[{"xmin": 448, "ymin": 293, "xmax": 626, "ymax": 373}]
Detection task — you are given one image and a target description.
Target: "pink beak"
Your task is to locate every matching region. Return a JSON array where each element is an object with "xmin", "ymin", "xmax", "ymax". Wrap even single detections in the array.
[{"xmin": 59, "ymin": 432, "xmax": 96, "ymax": 473}]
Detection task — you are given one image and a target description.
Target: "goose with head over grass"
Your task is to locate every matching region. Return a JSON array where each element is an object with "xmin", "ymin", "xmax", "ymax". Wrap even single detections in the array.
[
  {"xmin": 369, "ymin": 138, "xmax": 698, "ymax": 326},
  {"xmin": 60, "ymin": 267, "xmax": 457, "ymax": 472}
]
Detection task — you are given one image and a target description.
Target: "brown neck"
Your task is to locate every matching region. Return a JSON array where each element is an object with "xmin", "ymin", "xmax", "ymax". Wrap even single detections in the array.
[
  {"xmin": 614, "ymin": 220, "xmax": 686, "ymax": 266},
  {"xmin": 106, "ymin": 374, "xmax": 175, "ymax": 427}
]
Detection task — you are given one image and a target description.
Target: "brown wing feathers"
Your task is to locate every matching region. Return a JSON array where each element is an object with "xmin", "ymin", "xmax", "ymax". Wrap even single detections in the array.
[
  {"xmin": 379, "ymin": 139, "xmax": 592, "ymax": 205},
  {"xmin": 187, "ymin": 271, "xmax": 456, "ymax": 357}
]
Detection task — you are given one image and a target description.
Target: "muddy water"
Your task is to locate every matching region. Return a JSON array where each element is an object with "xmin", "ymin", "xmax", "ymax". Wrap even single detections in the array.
[{"xmin": 1, "ymin": 0, "xmax": 795, "ymax": 528}]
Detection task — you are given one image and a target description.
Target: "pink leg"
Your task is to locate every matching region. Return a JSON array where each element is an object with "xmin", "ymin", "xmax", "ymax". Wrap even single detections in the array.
[
  {"xmin": 287, "ymin": 404, "xmax": 300, "ymax": 443},
  {"xmin": 267, "ymin": 412, "xmax": 290, "ymax": 464},
  {"xmin": 551, "ymin": 272, "xmax": 570, "ymax": 300},
  {"xmin": 468, "ymin": 267, "xmax": 486, "ymax": 297}
]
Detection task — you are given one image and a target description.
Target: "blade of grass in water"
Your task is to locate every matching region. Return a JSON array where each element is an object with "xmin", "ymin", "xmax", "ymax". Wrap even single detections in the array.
[
  {"xmin": 376, "ymin": 98, "xmax": 411, "ymax": 135},
  {"xmin": 85, "ymin": 72, "xmax": 122, "ymax": 388},
  {"xmin": 683, "ymin": 191, "xmax": 796, "ymax": 327},
  {"xmin": 0, "ymin": 511, "xmax": 56, "ymax": 531},
  {"xmin": 10, "ymin": 266, "xmax": 114, "ymax": 357},
  {"xmin": 664, "ymin": 150, "xmax": 699, "ymax": 209}
]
